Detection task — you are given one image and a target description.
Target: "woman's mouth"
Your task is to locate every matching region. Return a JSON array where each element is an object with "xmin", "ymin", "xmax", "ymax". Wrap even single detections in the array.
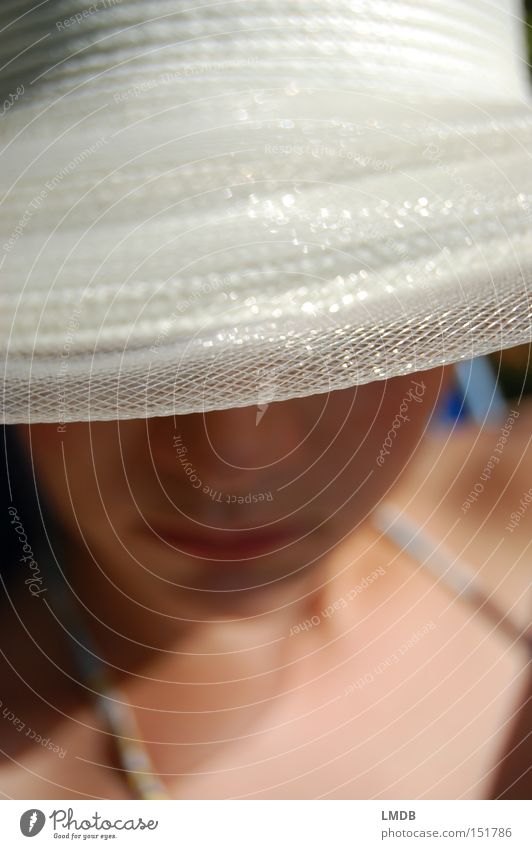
[{"xmin": 150, "ymin": 523, "xmax": 305, "ymax": 561}]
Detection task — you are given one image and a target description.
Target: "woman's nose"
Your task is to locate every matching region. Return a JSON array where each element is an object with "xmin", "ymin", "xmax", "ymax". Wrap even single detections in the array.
[
  {"xmin": 147, "ymin": 399, "xmax": 311, "ymax": 491},
  {"xmin": 200, "ymin": 401, "xmax": 307, "ymax": 470}
]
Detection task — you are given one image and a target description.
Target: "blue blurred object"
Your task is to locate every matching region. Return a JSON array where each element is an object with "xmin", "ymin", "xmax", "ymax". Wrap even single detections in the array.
[{"xmin": 434, "ymin": 356, "xmax": 507, "ymax": 427}]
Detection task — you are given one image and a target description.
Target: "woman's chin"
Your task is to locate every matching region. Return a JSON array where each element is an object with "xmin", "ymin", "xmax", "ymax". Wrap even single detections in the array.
[{"xmin": 132, "ymin": 534, "xmax": 326, "ymax": 617}]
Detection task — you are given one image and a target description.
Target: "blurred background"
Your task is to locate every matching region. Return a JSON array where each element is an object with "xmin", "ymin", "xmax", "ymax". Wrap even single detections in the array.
[
  {"xmin": 440, "ymin": 4, "xmax": 532, "ymax": 419},
  {"xmin": 481, "ymin": 0, "xmax": 531, "ymax": 401},
  {"xmin": 492, "ymin": 0, "xmax": 532, "ymax": 398}
]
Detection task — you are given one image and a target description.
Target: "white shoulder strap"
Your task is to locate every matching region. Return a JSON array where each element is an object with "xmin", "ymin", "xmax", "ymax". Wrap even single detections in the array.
[{"xmin": 372, "ymin": 502, "xmax": 531, "ymax": 651}]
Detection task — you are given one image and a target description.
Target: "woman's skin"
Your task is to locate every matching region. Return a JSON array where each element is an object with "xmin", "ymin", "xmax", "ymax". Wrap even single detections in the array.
[{"xmin": 1, "ymin": 366, "xmax": 530, "ymax": 799}]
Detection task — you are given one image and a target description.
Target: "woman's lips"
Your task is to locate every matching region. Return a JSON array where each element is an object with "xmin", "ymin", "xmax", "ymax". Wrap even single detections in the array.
[{"xmin": 151, "ymin": 523, "xmax": 304, "ymax": 561}]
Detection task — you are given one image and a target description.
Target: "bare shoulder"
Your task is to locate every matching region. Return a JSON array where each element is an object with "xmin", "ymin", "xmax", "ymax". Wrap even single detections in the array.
[
  {"xmin": 0, "ymin": 586, "xmax": 128, "ymax": 800},
  {"xmin": 0, "ymin": 700, "xmax": 128, "ymax": 800},
  {"xmin": 392, "ymin": 401, "xmax": 532, "ymax": 637},
  {"xmin": 0, "ymin": 644, "xmax": 127, "ymax": 801}
]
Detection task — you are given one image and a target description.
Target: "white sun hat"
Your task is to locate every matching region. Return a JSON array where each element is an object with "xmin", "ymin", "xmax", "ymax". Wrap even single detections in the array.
[{"xmin": 1, "ymin": 0, "xmax": 531, "ymax": 424}]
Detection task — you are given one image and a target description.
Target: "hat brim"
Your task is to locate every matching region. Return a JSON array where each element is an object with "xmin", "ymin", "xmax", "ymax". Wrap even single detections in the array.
[{"xmin": 2, "ymin": 92, "xmax": 532, "ymax": 422}]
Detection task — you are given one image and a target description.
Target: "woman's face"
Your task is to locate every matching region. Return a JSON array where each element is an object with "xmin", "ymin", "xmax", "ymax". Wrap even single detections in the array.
[{"xmin": 17, "ymin": 368, "xmax": 447, "ymax": 619}]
